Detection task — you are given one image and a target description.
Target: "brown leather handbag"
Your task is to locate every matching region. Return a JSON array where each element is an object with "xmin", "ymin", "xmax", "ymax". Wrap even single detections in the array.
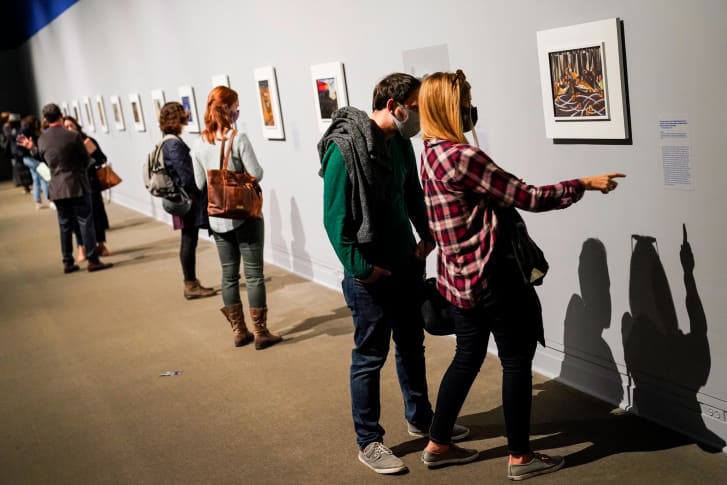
[
  {"xmin": 96, "ymin": 164, "xmax": 122, "ymax": 191},
  {"xmin": 206, "ymin": 130, "xmax": 263, "ymax": 220}
]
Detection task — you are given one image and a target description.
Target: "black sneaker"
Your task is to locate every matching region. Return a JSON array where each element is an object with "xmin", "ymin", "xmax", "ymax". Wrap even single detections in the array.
[
  {"xmin": 63, "ymin": 264, "xmax": 80, "ymax": 274},
  {"xmin": 87, "ymin": 260, "xmax": 113, "ymax": 272},
  {"xmin": 421, "ymin": 444, "xmax": 479, "ymax": 468}
]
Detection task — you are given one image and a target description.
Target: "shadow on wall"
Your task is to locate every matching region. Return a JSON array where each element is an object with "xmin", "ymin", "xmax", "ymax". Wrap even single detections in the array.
[
  {"xmin": 267, "ymin": 188, "xmax": 290, "ymax": 268},
  {"xmin": 622, "ymin": 225, "xmax": 724, "ymax": 451},
  {"xmin": 290, "ymin": 197, "xmax": 313, "ymax": 279},
  {"xmin": 559, "ymin": 238, "xmax": 624, "ymax": 406}
]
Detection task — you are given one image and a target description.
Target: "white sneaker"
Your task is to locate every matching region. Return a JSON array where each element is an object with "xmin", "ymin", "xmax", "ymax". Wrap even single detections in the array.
[{"xmin": 358, "ymin": 442, "xmax": 407, "ymax": 474}]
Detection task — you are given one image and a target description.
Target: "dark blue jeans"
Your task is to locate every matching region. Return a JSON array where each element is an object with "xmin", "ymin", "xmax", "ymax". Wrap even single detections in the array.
[
  {"xmin": 55, "ymin": 195, "xmax": 98, "ymax": 266},
  {"xmin": 342, "ymin": 269, "xmax": 433, "ymax": 449},
  {"xmin": 429, "ymin": 285, "xmax": 540, "ymax": 455}
]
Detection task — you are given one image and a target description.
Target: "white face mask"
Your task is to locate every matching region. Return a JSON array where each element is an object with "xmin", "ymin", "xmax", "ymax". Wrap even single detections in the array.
[{"xmin": 390, "ymin": 103, "xmax": 420, "ymax": 138}]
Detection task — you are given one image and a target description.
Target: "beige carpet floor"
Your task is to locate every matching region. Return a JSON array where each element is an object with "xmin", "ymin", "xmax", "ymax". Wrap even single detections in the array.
[{"xmin": 1, "ymin": 182, "xmax": 725, "ymax": 484}]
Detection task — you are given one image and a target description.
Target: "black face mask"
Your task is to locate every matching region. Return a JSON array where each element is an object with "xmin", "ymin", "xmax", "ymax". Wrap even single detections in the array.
[{"xmin": 461, "ymin": 105, "xmax": 478, "ymax": 132}]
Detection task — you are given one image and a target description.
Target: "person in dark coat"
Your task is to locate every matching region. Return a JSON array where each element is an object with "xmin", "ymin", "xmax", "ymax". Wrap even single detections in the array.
[
  {"xmin": 62, "ymin": 115, "xmax": 112, "ymax": 257},
  {"xmin": 36, "ymin": 103, "xmax": 112, "ymax": 274},
  {"xmin": 158, "ymin": 101, "xmax": 215, "ymax": 300}
]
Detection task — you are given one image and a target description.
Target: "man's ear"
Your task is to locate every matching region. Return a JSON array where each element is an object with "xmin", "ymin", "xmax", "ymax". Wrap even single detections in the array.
[{"xmin": 385, "ymin": 98, "xmax": 398, "ymax": 112}]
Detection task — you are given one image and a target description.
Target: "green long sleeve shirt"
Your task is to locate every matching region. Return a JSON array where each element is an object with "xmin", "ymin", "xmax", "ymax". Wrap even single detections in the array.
[{"xmin": 322, "ymin": 135, "xmax": 432, "ymax": 279}]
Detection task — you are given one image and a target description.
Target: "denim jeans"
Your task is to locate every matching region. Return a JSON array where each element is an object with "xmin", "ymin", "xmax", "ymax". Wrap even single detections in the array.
[
  {"xmin": 342, "ymin": 265, "xmax": 433, "ymax": 449},
  {"xmin": 54, "ymin": 195, "xmax": 98, "ymax": 266},
  {"xmin": 22, "ymin": 156, "xmax": 49, "ymax": 203},
  {"xmin": 212, "ymin": 218, "xmax": 265, "ymax": 308},
  {"xmin": 428, "ymin": 285, "xmax": 540, "ymax": 455}
]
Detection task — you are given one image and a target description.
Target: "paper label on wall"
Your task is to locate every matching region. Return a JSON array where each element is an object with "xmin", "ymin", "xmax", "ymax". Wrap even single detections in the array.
[{"xmin": 659, "ymin": 115, "xmax": 693, "ymax": 190}]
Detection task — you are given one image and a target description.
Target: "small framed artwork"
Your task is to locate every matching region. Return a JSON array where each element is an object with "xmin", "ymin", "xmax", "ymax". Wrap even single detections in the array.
[
  {"xmin": 60, "ymin": 102, "xmax": 69, "ymax": 117},
  {"xmin": 71, "ymin": 100, "xmax": 81, "ymax": 124},
  {"xmin": 536, "ymin": 18, "xmax": 629, "ymax": 140},
  {"xmin": 82, "ymin": 97, "xmax": 95, "ymax": 132},
  {"xmin": 128, "ymin": 93, "xmax": 146, "ymax": 132},
  {"xmin": 253, "ymin": 66, "xmax": 285, "ymax": 140},
  {"xmin": 109, "ymin": 95, "xmax": 125, "ymax": 131},
  {"xmin": 211, "ymin": 74, "xmax": 230, "ymax": 88},
  {"xmin": 95, "ymin": 95, "xmax": 109, "ymax": 133},
  {"xmin": 311, "ymin": 62, "xmax": 348, "ymax": 132},
  {"xmin": 178, "ymin": 85, "xmax": 200, "ymax": 133},
  {"xmin": 151, "ymin": 89, "xmax": 166, "ymax": 123}
]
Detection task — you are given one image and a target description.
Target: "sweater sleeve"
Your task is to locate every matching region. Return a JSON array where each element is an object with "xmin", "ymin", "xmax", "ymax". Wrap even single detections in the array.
[
  {"xmin": 322, "ymin": 144, "xmax": 372, "ymax": 279},
  {"xmin": 236, "ymin": 132, "xmax": 263, "ymax": 181},
  {"xmin": 163, "ymin": 139, "xmax": 196, "ymax": 192},
  {"xmin": 191, "ymin": 138, "xmax": 208, "ymax": 192}
]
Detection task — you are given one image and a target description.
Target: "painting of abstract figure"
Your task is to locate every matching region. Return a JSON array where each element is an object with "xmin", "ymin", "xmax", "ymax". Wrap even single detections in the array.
[
  {"xmin": 548, "ymin": 45, "xmax": 609, "ymax": 120},
  {"xmin": 316, "ymin": 77, "xmax": 339, "ymax": 119},
  {"xmin": 253, "ymin": 66, "xmax": 285, "ymax": 139}
]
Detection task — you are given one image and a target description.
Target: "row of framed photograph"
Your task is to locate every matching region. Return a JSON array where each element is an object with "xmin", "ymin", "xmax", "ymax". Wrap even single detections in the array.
[{"xmin": 57, "ymin": 62, "xmax": 349, "ymax": 141}]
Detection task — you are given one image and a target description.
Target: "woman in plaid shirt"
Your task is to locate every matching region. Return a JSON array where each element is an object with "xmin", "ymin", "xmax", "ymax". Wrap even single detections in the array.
[{"xmin": 417, "ymin": 70, "xmax": 624, "ymax": 480}]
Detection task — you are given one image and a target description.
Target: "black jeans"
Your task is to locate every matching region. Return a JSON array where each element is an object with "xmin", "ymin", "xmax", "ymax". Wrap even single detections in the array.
[
  {"xmin": 429, "ymin": 285, "xmax": 540, "ymax": 455},
  {"xmin": 180, "ymin": 226, "xmax": 199, "ymax": 281},
  {"xmin": 55, "ymin": 195, "xmax": 98, "ymax": 265}
]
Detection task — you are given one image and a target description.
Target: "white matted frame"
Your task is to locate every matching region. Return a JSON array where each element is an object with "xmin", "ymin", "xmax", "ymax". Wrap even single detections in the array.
[
  {"xmin": 151, "ymin": 89, "xmax": 166, "ymax": 124},
  {"xmin": 178, "ymin": 85, "xmax": 200, "ymax": 133},
  {"xmin": 128, "ymin": 93, "xmax": 146, "ymax": 132},
  {"xmin": 109, "ymin": 95, "xmax": 125, "ymax": 131},
  {"xmin": 95, "ymin": 95, "xmax": 109, "ymax": 133},
  {"xmin": 253, "ymin": 66, "xmax": 285, "ymax": 140},
  {"xmin": 60, "ymin": 102, "xmax": 69, "ymax": 117},
  {"xmin": 211, "ymin": 74, "xmax": 230, "ymax": 88},
  {"xmin": 82, "ymin": 97, "xmax": 95, "ymax": 132},
  {"xmin": 70, "ymin": 100, "xmax": 81, "ymax": 125},
  {"xmin": 311, "ymin": 62, "xmax": 348, "ymax": 132},
  {"xmin": 536, "ymin": 18, "xmax": 629, "ymax": 140}
]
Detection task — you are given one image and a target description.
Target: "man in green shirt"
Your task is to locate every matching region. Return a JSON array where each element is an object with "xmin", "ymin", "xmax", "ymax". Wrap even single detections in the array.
[{"xmin": 317, "ymin": 73, "xmax": 469, "ymax": 474}]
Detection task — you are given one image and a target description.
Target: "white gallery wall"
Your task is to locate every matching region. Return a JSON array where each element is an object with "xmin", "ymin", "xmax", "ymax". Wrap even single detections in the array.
[{"xmin": 22, "ymin": 0, "xmax": 727, "ymax": 449}]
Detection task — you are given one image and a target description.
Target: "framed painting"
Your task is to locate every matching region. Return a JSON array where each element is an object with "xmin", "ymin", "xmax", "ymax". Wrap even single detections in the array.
[
  {"xmin": 82, "ymin": 97, "xmax": 95, "ymax": 132},
  {"xmin": 178, "ymin": 85, "xmax": 200, "ymax": 133},
  {"xmin": 310, "ymin": 62, "xmax": 348, "ymax": 132},
  {"xmin": 253, "ymin": 66, "xmax": 285, "ymax": 140},
  {"xmin": 536, "ymin": 18, "xmax": 629, "ymax": 140},
  {"xmin": 109, "ymin": 95, "xmax": 125, "ymax": 131},
  {"xmin": 151, "ymin": 89, "xmax": 166, "ymax": 124},
  {"xmin": 211, "ymin": 74, "xmax": 230, "ymax": 88},
  {"xmin": 70, "ymin": 100, "xmax": 81, "ymax": 125},
  {"xmin": 128, "ymin": 93, "xmax": 146, "ymax": 132},
  {"xmin": 95, "ymin": 95, "xmax": 109, "ymax": 133}
]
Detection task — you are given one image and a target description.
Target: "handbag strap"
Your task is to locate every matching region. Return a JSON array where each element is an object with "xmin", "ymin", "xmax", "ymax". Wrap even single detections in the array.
[{"xmin": 218, "ymin": 129, "xmax": 238, "ymax": 170}]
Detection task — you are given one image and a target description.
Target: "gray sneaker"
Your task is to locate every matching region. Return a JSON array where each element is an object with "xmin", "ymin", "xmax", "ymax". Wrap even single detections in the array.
[
  {"xmin": 407, "ymin": 422, "xmax": 471, "ymax": 441},
  {"xmin": 358, "ymin": 442, "xmax": 408, "ymax": 474},
  {"xmin": 421, "ymin": 444, "xmax": 479, "ymax": 468},
  {"xmin": 507, "ymin": 453, "xmax": 564, "ymax": 481}
]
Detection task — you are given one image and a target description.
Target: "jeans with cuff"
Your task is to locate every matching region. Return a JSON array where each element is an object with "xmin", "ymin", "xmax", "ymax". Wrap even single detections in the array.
[{"xmin": 342, "ymin": 264, "xmax": 433, "ymax": 450}]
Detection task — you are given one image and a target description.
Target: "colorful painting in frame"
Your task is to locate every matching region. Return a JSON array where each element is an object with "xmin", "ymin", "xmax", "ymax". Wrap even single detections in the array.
[
  {"xmin": 536, "ymin": 18, "xmax": 629, "ymax": 139},
  {"xmin": 310, "ymin": 62, "xmax": 348, "ymax": 133},
  {"xmin": 253, "ymin": 66, "xmax": 285, "ymax": 140}
]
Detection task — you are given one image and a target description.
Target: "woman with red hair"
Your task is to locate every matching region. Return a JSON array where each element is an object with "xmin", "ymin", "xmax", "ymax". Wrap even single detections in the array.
[{"xmin": 192, "ymin": 86, "xmax": 281, "ymax": 350}]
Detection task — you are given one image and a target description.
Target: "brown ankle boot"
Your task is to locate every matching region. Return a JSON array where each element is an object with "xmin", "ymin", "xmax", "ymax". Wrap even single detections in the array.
[
  {"xmin": 220, "ymin": 304, "xmax": 254, "ymax": 347},
  {"xmin": 184, "ymin": 279, "xmax": 216, "ymax": 300},
  {"xmin": 249, "ymin": 306, "xmax": 282, "ymax": 350}
]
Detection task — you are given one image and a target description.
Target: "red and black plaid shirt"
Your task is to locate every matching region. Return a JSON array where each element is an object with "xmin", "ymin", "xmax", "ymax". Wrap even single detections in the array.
[{"xmin": 421, "ymin": 139, "xmax": 585, "ymax": 309}]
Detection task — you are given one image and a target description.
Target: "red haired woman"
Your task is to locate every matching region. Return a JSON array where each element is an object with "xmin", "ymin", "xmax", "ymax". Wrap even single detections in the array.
[{"xmin": 192, "ymin": 86, "xmax": 281, "ymax": 350}]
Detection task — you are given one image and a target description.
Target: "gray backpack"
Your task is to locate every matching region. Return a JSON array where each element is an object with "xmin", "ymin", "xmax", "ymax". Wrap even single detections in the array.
[{"xmin": 142, "ymin": 134, "xmax": 182, "ymax": 197}]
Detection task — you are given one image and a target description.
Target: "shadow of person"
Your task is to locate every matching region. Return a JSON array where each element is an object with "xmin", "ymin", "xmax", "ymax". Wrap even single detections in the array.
[
  {"xmin": 560, "ymin": 238, "xmax": 623, "ymax": 406},
  {"xmin": 622, "ymin": 226, "xmax": 724, "ymax": 452},
  {"xmin": 278, "ymin": 306, "xmax": 352, "ymax": 344}
]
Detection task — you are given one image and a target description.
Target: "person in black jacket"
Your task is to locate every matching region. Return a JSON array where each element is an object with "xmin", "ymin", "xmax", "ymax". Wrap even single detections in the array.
[{"xmin": 158, "ymin": 102, "xmax": 215, "ymax": 300}]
